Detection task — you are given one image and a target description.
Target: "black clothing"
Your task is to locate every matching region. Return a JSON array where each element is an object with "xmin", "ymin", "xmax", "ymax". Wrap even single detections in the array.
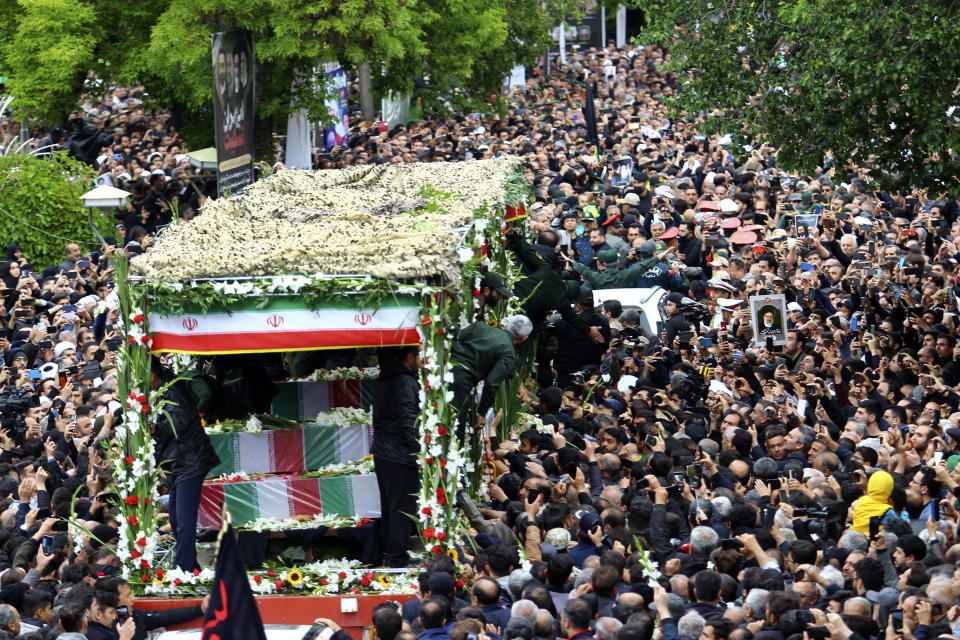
[
  {"xmin": 371, "ymin": 358, "xmax": 421, "ymax": 466},
  {"xmin": 553, "ymin": 310, "xmax": 610, "ymax": 384},
  {"xmin": 151, "ymin": 381, "xmax": 220, "ymax": 481}
]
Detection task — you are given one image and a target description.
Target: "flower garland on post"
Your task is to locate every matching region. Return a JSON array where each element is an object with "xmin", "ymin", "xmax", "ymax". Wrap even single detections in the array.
[
  {"xmin": 109, "ymin": 256, "xmax": 165, "ymax": 585},
  {"xmin": 415, "ymin": 292, "xmax": 469, "ymax": 556}
]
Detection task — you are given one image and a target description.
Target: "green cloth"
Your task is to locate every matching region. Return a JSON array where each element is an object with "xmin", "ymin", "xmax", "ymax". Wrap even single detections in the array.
[
  {"xmin": 182, "ymin": 368, "xmax": 215, "ymax": 416},
  {"xmin": 450, "ymin": 322, "xmax": 516, "ymax": 417},
  {"xmin": 571, "ymin": 256, "xmax": 658, "ymax": 289},
  {"xmin": 507, "ymin": 232, "xmax": 590, "ymax": 334}
]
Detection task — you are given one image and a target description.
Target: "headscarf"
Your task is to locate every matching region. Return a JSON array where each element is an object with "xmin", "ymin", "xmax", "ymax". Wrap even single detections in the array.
[{"xmin": 850, "ymin": 470, "xmax": 895, "ymax": 535}]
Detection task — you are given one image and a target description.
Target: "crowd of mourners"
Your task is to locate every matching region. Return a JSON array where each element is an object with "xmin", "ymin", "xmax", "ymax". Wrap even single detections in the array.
[{"xmin": 2, "ymin": 35, "xmax": 960, "ymax": 640}]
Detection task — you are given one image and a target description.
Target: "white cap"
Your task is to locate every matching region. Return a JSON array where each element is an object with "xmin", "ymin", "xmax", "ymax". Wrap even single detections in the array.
[
  {"xmin": 503, "ymin": 315, "xmax": 533, "ymax": 340},
  {"xmin": 654, "ymin": 185, "xmax": 676, "ymax": 199},
  {"xmin": 54, "ymin": 341, "xmax": 75, "ymax": 358},
  {"xmin": 708, "ymin": 379, "xmax": 734, "ymax": 398},
  {"xmin": 719, "ymin": 198, "xmax": 739, "ymax": 213},
  {"xmin": 787, "ymin": 301, "xmax": 804, "ymax": 312}
]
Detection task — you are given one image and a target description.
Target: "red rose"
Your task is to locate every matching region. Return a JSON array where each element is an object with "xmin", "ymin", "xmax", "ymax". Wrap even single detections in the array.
[
  {"xmin": 141, "ymin": 575, "xmax": 149, "ymax": 583},
  {"xmin": 424, "ymin": 380, "xmax": 431, "ymax": 389},
  {"xmin": 254, "ymin": 575, "xmax": 262, "ymax": 584},
  {"xmin": 140, "ymin": 560, "xmax": 150, "ymax": 569},
  {"xmin": 432, "ymin": 545, "xmax": 442, "ymax": 554},
  {"xmin": 352, "ymin": 587, "xmax": 361, "ymax": 594},
  {"xmin": 130, "ymin": 550, "xmax": 141, "ymax": 559},
  {"xmin": 155, "ymin": 569, "xmax": 164, "ymax": 578},
  {"xmin": 421, "ymin": 506, "xmax": 432, "ymax": 516},
  {"xmin": 128, "ymin": 336, "xmax": 136, "ymax": 344},
  {"xmin": 174, "ymin": 578, "xmax": 181, "ymax": 586},
  {"xmin": 361, "ymin": 576, "xmax": 371, "ymax": 587},
  {"xmin": 438, "ymin": 495, "xmax": 447, "ymax": 505},
  {"xmin": 438, "ymin": 426, "xmax": 447, "ymax": 437},
  {"xmin": 128, "ymin": 392, "xmax": 136, "ymax": 400},
  {"xmin": 141, "ymin": 404, "xmax": 150, "ymax": 414},
  {"xmin": 140, "ymin": 335, "xmax": 151, "ymax": 344},
  {"xmin": 125, "ymin": 496, "xmax": 139, "ymax": 505},
  {"xmin": 193, "ymin": 568, "xmax": 200, "ymax": 576},
  {"xmin": 436, "ymin": 531, "xmax": 446, "ymax": 542},
  {"xmin": 136, "ymin": 394, "xmax": 146, "ymax": 404},
  {"xmin": 144, "ymin": 498, "xmax": 150, "ymax": 506},
  {"xmin": 437, "ymin": 329, "xmax": 444, "ymax": 335},
  {"xmin": 439, "ymin": 459, "xmax": 446, "ymax": 468},
  {"xmin": 320, "ymin": 578, "xmax": 328, "ymax": 586},
  {"xmin": 133, "ymin": 314, "xmax": 144, "ymax": 324},
  {"xmin": 267, "ymin": 569, "xmax": 275, "ymax": 577},
  {"xmin": 125, "ymin": 456, "xmax": 134, "ymax": 465},
  {"xmin": 436, "ymin": 487, "xmax": 445, "ymax": 496},
  {"xmin": 135, "ymin": 537, "xmax": 146, "ymax": 546},
  {"xmin": 276, "ymin": 579, "xmax": 284, "ymax": 589},
  {"xmin": 421, "ymin": 317, "xmax": 432, "ymax": 325},
  {"xmin": 338, "ymin": 571, "xmax": 347, "ymax": 579},
  {"xmin": 456, "ymin": 579, "xmax": 465, "ymax": 589},
  {"xmin": 128, "ymin": 516, "xmax": 138, "ymax": 526},
  {"xmin": 423, "ymin": 528, "xmax": 435, "ymax": 539},
  {"xmin": 425, "ymin": 435, "xmax": 431, "ymax": 444}
]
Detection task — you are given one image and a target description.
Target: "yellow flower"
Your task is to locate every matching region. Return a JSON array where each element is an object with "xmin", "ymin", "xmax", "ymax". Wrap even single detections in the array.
[
  {"xmin": 378, "ymin": 575, "xmax": 391, "ymax": 587},
  {"xmin": 447, "ymin": 549, "xmax": 458, "ymax": 561},
  {"xmin": 288, "ymin": 569, "xmax": 304, "ymax": 586}
]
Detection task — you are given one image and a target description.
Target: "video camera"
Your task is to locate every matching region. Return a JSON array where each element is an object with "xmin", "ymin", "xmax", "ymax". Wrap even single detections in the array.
[
  {"xmin": 678, "ymin": 297, "xmax": 711, "ymax": 325},
  {"xmin": 673, "ymin": 373, "xmax": 708, "ymax": 408}
]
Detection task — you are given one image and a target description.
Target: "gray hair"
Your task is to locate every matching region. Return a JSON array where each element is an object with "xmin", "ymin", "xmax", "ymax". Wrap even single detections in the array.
[
  {"xmin": 533, "ymin": 610, "xmax": 554, "ymax": 639},
  {"xmin": 838, "ymin": 530, "xmax": 869, "ymax": 553},
  {"xmin": 744, "ymin": 589, "xmax": 769, "ymax": 621},
  {"xmin": 573, "ymin": 568, "xmax": 594, "ymax": 590},
  {"xmin": 711, "ymin": 496, "xmax": 732, "ymax": 519},
  {"xmin": 0, "ymin": 605, "xmax": 16, "ymax": 630},
  {"xmin": 689, "ymin": 526, "xmax": 719, "ymax": 556},
  {"xmin": 504, "ymin": 315, "xmax": 533, "ymax": 340},
  {"xmin": 840, "ymin": 233, "xmax": 858, "ymax": 248},
  {"xmin": 677, "ymin": 612, "xmax": 706, "ymax": 640},
  {"xmin": 819, "ymin": 566, "xmax": 844, "ymax": 596},
  {"xmin": 508, "ymin": 569, "xmax": 534, "ymax": 602},
  {"xmin": 511, "ymin": 600, "xmax": 538, "ymax": 626},
  {"xmin": 594, "ymin": 617, "xmax": 623, "ymax": 640},
  {"xmin": 753, "ymin": 457, "xmax": 778, "ymax": 479},
  {"xmin": 927, "ymin": 578, "xmax": 955, "ymax": 607}
]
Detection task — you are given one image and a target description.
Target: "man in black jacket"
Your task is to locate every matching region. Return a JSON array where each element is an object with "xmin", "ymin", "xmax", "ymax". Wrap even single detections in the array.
[
  {"xmin": 107, "ymin": 578, "xmax": 207, "ymax": 640},
  {"xmin": 372, "ymin": 346, "xmax": 422, "ymax": 567},
  {"xmin": 552, "ymin": 291, "xmax": 610, "ymax": 387},
  {"xmin": 150, "ymin": 358, "xmax": 220, "ymax": 571}
]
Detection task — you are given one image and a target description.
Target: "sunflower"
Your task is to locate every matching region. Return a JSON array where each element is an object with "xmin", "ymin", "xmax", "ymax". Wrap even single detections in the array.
[
  {"xmin": 378, "ymin": 574, "xmax": 391, "ymax": 587},
  {"xmin": 446, "ymin": 549, "xmax": 458, "ymax": 561},
  {"xmin": 288, "ymin": 569, "xmax": 304, "ymax": 586}
]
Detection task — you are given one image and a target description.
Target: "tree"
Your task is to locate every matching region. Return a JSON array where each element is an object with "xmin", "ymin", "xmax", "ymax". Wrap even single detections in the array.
[
  {"xmin": 4, "ymin": 0, "xmax": 96, "ymax": 124},
  {"xmin": 0, "ymin": 152, "xmax": 110, "ymax": 269},
  {"xmin": 640, "ymin": 0, "xmax": 960, "ymax": 192}
]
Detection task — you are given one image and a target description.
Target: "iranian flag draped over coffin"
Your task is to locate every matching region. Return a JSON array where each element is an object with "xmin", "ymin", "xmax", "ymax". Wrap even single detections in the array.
[{"xmin": 149, "ymin": 294, "xmax": 419, "ymax": 354}]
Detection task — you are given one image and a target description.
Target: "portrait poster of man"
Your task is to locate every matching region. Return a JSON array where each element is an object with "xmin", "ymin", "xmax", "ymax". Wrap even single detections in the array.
[
  {"xmin": 749, "ymin": 294, "xmax": 788, "ymax": 346},
  {"xmin": 610, "ymin": 157, "xmax": 634, "ymax": 187},
  {"xmin": 211, "ymin": 30, "xmax": 255, "ymax": 197},
  {"xmin": 794, "ymin": 213, "xmax": 819, "ymax": 240}
]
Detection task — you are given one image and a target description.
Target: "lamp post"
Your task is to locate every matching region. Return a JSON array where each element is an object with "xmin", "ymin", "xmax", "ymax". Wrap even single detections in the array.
[{"xmin": 80, "ymin": 185, "xmax": 130, "ymax": 246}]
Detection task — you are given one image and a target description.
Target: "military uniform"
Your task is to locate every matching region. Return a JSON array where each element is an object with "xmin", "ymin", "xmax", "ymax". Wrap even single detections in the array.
[
  {"xmin": 571, "ymin": 251, "xmax": 659, "ymax": 289},
  {"xmin": 450, "ymin": 322, "xmax": 517, "ymax": 435},
  {"xmin": 507, "ymin": 232, "xmax": 590, "ymax": 333}
]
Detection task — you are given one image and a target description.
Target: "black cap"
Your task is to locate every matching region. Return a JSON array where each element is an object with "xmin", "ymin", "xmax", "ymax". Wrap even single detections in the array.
[{"xmin": 428, "ymin": 571, "xmax": 456, "ymax": 598}]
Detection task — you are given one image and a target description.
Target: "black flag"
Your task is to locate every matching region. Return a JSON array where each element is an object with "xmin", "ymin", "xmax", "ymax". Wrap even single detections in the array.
[
  {"xmin": 201, "ymin": 525, "xmax": 268, "ymax": 640},
  {"xmin": 582, "ymin": 71, "xmax": 599, "ymax": 147}
]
